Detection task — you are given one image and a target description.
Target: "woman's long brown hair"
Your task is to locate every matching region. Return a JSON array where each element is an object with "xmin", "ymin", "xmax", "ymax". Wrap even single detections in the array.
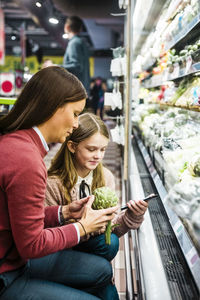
[
  {"xmin": 0, "ymin": 66, "xmax": 87, "ymax": 134},
  {"xmin": 48, "ymin": 113, "xmax": 110, "ymax": 203}
]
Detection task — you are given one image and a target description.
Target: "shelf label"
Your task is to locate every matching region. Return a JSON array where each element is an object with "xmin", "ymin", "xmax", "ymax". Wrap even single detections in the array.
[
  {"xmin": 185, "ymin": 55, "xmax": 193, "ymax": 74},
  {"xmin": 187, "ymin": 248, "xmax": 199, "ymax": 267},
  {"xmin": 163, "ymin": 67, "xmax": 169, "ymax": 82},
  {"xmin": 172, "ymin": 63, "xmax": 180, "ymax": 78}
]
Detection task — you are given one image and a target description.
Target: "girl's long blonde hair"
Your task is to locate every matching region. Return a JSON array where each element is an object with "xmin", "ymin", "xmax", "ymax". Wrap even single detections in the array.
[{"xmin": 48, "ymin": 113, "xmax": 110, "ymax": 203}]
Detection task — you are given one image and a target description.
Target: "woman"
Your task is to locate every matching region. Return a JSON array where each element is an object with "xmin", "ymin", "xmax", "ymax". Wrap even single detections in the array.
[
  {"xmin": 46, "ymin": 113, "xmax": 148, "ymax": 245},
  {"xmin": 0, "ymin": 67, "xmax": 119, "ymax": 300}
]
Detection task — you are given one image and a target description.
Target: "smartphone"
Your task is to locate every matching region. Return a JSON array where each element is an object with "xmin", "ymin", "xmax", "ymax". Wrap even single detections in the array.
[{"xmin": 121, "ymin": 193, "xmax": 158, "ymax": 210}]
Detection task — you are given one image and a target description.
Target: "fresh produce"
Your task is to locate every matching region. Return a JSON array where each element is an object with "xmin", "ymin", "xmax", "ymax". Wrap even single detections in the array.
[
  {"xmin": 188, "ymin": 155, "xmax": 200, "ymax": 177},
  {"xmin": 170, "ymin": 78, "xmax": 190, "ymax": 105},
  {"xmin": 92, "ymin": 187, "xmax": 119, "ymax": 244}
]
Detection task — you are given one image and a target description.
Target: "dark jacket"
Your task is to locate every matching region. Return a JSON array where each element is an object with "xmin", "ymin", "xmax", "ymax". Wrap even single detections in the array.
[{"xmin": 63, "ymin": 35, "xmax": 90, "ymax": 94}]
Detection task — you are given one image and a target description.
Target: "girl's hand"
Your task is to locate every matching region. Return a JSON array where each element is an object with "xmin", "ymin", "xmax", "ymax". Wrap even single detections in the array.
[
  {"xmin": 126, "ymin": 199, "xmax": 148, "ymax": 217},
  {"xmin": 78, "ymin": 196, "xmax": 118, "ymax": 236},
  {"xmin": 62, "ymin": 197, "xmax": 89, "ymax": 220}
]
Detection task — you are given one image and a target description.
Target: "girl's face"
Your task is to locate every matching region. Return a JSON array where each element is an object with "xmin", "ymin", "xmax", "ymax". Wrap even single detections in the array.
[
  {"xmin": 41, "ymin": 99, "xmax": 85, "ymax": 144},
  {"xmin": 72, "ymin": 132, "xmax": 109, "ymax": 176}
]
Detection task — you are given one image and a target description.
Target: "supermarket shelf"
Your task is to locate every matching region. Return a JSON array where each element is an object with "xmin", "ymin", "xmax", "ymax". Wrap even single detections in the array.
[
  {"xmin": 134, "ymin": 131, "xmax": 200, "ymax": 293},
  {"xmin": 168, "ymin": 62, "xmax": 200, "ymax": 80},
  {"xmin": 129, "ymin": 141, "xmax": 171, "ymax": 300},
  {"xmin": 148, "ymin": 102, "xmax": 200, "ymax": 113},
  {"xmin": 140, "ymin": 13, "xmax": 200, "ymax": 74},
  {"xmin": 133, "ymin": 0, "xmax": 166, "ymax": 57},
  {"xmin": 143, "ymin": 61, "xmax": 200, "ymax": 88},
  {"xmin": 164, "ymin": 12, "xmax": 200, "ymax": 51}
]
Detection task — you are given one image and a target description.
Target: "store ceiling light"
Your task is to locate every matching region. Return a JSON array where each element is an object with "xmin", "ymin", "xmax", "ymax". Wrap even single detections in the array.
[
  {"xmin": 62, "ymin": 33, "xmax": 69, "ymax": 39},
  {"xmin": 35, "ymin": 1, "xmax": 42, "ymax": 8},
  {"xmin": 49, "ymin": 17, "xmax": 59, "ymax": 24}
]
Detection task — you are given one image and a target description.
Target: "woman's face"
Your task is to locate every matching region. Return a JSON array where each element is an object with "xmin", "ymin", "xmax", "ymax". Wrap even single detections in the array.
[
  {"xmin": 72, "ymin": 132, "xmax": 109, "ymax": 176},
  {"xmin": 42, "ymin": 99, "xmax": 86, "ymax": 144}
]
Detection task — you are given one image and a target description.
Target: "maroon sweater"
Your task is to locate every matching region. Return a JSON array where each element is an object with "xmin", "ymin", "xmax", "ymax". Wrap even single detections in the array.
[{"xmin": 0, "ymin": 129, "xmax": 78, "ymax": 274}]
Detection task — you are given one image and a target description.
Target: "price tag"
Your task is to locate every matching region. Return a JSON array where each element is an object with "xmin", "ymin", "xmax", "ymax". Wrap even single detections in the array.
[
  {"xmin": 185, "ymin": 55, "xmax": 193, "ymax": 74},
  {"xmin": 172, "ymin": 63, "xmax": 180, "ymax": 78},
  {"xmin": 163, "ymin": 67, "xmax": 169, "ymax": 82}
]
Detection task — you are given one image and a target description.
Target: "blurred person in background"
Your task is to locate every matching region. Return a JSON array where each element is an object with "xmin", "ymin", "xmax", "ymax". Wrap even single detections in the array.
[
  {"xmin": 90, "ymin": 78, "xmax": 107, "ymax": 120},
  {"xmin": 63, "ymin": 16, "xmax": 90, "ymax": 97},
  {"xmin": 96, "ymin": 79, "xmax": 107, "ymax": 120}
]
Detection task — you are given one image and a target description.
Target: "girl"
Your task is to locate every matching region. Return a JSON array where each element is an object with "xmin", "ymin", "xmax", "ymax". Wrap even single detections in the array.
[
  {"xmin": 46, "ymin": 113, "xmax": 148, "ymax": 248},
  {"xmin": 0, "ymin": 67, "xmax": 118, "ymax": 300}
]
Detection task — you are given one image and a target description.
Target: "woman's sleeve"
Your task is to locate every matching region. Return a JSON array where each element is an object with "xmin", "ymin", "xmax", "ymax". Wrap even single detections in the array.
[{"xmin": 7, "ymin": 154, "xmax": 78, "ymax": 259}]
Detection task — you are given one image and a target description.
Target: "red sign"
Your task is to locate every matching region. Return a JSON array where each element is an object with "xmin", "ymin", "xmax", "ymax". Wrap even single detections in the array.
[
  {"xmin": 2, "ymin": 80, "xmax": 13, "ymax": 93},
  {"xmin": 0, "ymin": 73, "xmax": 15, "ymax": 96}
]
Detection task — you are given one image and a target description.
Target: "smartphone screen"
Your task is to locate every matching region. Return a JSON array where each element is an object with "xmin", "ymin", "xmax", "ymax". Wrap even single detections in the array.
[{"xmin": 143, "ymin": 194, "xmax": 158, "ymax": 202}]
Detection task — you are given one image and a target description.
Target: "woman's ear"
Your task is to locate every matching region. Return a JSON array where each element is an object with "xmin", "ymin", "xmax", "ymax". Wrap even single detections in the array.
[
  {"xmin": 67, "ymin": 140, "xmax": 76, "ymax": 154},
  {"xmin": 64, "ymin": 23, "xmax": 71, "ymax": 34}
]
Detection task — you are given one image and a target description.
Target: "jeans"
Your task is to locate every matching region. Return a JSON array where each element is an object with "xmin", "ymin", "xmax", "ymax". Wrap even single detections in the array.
[
  {"xmin": 74, "ymin": 233, "xmax": 119, "ymax": 262},
  {"xmin": 0, "ymin": 235, "xmax": 119, "ymax": 299}
]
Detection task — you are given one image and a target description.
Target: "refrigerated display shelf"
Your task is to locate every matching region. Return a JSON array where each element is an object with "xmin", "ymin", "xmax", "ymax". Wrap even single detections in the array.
[
  {"xmin": 132, "ymin": 133, "xmax": 200, "ymax": 299},
  {"xmin": 164, "ymin": 12, "xmax": 200, "ymax": 52},
  {"xmin": 156, "ymin": 102, "xmax": 200, "ymax": 113},
  {"xmin": 143, "ymin": 61, "xmax": 200, "ymax": 89}
]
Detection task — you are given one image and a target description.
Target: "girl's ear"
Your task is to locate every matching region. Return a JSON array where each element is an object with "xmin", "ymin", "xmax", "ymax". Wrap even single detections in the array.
[{"xmin": 67, "ymin": 140, "xmax": 76, "ymax": 154}]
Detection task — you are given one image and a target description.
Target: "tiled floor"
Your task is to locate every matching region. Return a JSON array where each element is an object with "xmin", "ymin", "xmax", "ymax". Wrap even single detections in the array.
[{"xmin": 43, "ymin": 120, "xmax": 127, "ymax": 299}]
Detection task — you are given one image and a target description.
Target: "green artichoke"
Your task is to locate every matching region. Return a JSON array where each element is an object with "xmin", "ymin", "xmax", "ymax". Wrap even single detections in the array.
[{"xmin": 92, "ymin": 187, "xmax": 119, "ymax": 244}]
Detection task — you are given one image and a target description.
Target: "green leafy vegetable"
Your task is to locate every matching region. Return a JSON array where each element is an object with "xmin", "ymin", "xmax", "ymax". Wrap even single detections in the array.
[
  {"xmin": 92, "ymin": 187, "xmax": 119, "ymax": 244},
  {"xmin": 179, "ymin": 162, "xmax": 188, "ymax": 174}
]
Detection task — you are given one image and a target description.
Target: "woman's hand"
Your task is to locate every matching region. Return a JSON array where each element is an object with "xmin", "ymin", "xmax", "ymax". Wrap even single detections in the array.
[
  {"xmin": 78, "ymin": 196, "xmax": 118, "ymax": 237},
  {"xmin": 126, "ymin": 199, "xmax": 148, "ymax": 217},
  {"xmin": 62, "ymin": 197, "xmax": 89, "ymax": 220}
]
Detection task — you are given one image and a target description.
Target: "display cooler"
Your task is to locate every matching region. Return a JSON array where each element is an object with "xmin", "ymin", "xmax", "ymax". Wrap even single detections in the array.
[{"xmin": 110, "ymin": 1, "xmax": 200, "ymax": 299}]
